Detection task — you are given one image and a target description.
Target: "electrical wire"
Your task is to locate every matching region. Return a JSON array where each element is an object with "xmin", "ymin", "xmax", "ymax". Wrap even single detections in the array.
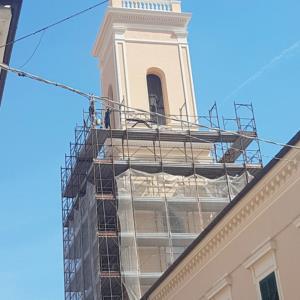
[
  {"xmin": 0, "ymin": 62, "xmax": 91, "ymax": 99},
  {"xmin": 0, "ymin": 61, "xmax": 299, "ymax": 151},
  {"xmin": 90, "ymin": 100, "xmax": 300, "ymax": 151},
  {"xmin": 91, "ymin": 95, "xmax": 300, "ymax": 151},
  {"xmin": 19, "ymin": 31, "xmax": 46, "ymax": 68},
  {"xmin": 261, "ymin": 155, "xmax": 299, "ymax": 164},
  {"xmin": 0, "ymin": 0, "xmax": 109, "ymax": 49}
]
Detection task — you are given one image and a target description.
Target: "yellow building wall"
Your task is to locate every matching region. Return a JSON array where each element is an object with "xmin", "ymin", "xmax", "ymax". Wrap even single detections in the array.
[{"xmin": 147, "ymin": 141, "xmax": 300, "ymax": 300}]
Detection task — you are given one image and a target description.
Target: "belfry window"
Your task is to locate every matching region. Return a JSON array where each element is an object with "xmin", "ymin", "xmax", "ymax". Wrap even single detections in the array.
[{"xmin": 147, "ymin": 74, "xmax": 166, "ymax": 125}]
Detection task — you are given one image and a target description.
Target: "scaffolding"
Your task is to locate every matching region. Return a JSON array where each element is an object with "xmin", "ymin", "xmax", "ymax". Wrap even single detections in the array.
[
  {"xmin": 116, "ymin": 169, "xmax": 252, "ymax": 298},
  {"xmin": 61, "ymin": 102, "xmax": 263, "ymax": 300}
]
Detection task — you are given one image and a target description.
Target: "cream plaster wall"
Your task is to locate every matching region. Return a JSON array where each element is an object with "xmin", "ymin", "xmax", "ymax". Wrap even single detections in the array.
[
  {"xmin": 100, "ymin": 41, "xmax": 125, "ymax": 128},
  {"xmin": 147, "ymin": 141, "xmax": 300, "ymax": 300},
  {"xmin": 0, "ymin": 6, "xmax": 11, "ymax": 62},
  {"xmin": 0, "ymin": 6, "xmax": 12, "ymax": 79},
  {"xmin": 124, "ymin": 30, "xmax": 175, "ymax": 42},
  {"xmin": 124, "ymin": 41, "xmax": 189, "ymax": 116},
  {"xmin": 105, "ymin": 139, "xmax": 211, "ymax": 163}
]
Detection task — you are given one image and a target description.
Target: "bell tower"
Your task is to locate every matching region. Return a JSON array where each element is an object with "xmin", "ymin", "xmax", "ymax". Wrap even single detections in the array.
[
  {"xmin": 93, "ymin": 0, "xmax": 197, "ymax": 128},
  {"xmin": 60, "ymin": 3, "xmax": 263, "ymax": 300}
]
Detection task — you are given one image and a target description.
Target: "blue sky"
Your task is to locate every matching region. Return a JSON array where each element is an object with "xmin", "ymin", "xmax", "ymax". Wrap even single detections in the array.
[{"xmin": 0, "ymin": 1, "xmax": 299, "ymax": 299}]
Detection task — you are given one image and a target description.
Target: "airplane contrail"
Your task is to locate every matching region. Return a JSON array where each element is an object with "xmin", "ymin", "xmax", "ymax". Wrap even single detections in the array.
[{"xmin": 222, "ymin": 40, "xmax": 300, "ymax": 103}]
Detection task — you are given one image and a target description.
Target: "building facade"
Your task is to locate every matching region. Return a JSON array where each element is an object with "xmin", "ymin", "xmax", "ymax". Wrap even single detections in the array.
[
  {"xmin": 0, "ymin": 0, "xmax": 22, "ymax": 104},
  {"xmin": 143, "ymin": 132, "xmax": 300, "ymax": 300},
  {"xmin": 61, "ymin": 1, "xmax": 263, "ymax": 300}
]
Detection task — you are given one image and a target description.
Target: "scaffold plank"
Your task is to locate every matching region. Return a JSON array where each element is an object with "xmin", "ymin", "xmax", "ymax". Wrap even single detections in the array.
[{"xmin": 219, "ymin": 135, "xmax": 254, "ymax": 163}]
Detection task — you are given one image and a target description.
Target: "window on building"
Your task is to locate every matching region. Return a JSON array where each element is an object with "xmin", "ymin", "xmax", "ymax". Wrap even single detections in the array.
[
  {"xmin": 244, "ymin": 239, "xmax": 282, "ymax": 300},
  {"xmin": 259, "ymin": 272, "xmax": 279, "ymax": 300},
  {"xmin": 147, "ymin": 74, "xmax": 166, "ymax": 125}
]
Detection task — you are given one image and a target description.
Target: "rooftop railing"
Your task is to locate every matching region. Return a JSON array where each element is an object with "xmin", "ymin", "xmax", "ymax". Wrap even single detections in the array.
[{"xmin": 122, "ymin": 0, "xmax": 173, "ymax": 11}]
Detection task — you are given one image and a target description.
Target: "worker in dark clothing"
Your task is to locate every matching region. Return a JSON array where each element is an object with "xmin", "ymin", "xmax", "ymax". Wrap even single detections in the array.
[
  {"xmin": 89, "ymin": 98, "xmax": 95, "ymax": 125},
  {"xmin": 104, "ymin": 108, "xmax": 111, "ymax": 129}
]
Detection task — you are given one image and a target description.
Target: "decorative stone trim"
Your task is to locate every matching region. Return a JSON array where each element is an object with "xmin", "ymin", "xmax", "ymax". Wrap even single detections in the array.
[
  {"xmin": 107, "ymin": 8, "xmax": 190, "ymax": 27},
  {"xmin": 243, "ymin": 238, "xmax": 276, "ymax": 270},
  {"xmin": 243, "ymin": 238, "xmax": 284, "ymax": 300},
  {"xmin": 121, "ymin": 1, "xmax": 173, "ymax": 12},
  {"xmin": 206, "ymin": 275, "xmax": 232, "ymax": 300},
  {"xmin": 93, "ymin": 7, "xmax": 191, "ymax": 56},
  {"xmin": 150, "ymin": 153, "xmax": 300, "ymax": 300},
  {"xmin": 294, "ymin": 216, "xmax": 300, "ymax": 228}
]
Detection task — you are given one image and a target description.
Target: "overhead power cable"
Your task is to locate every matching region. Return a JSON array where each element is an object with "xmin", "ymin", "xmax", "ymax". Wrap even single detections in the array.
[
  {"xmin": 0, "ymin": 61, "xmax": 299, "ymax": 151},
  {"xmin": 19, "ymin": 31, "xmax": 46, "ymax": 68},
  {"xmin": 0, "ymin": 62, "xmax": 93, "ymax": 99},
  {"xmin": 0, "ymin": 0, "xmax": 109, "ymax": 49},
  {"xmin": 96, "ymin": 101, "xmax": 300, "ymax": 151}
]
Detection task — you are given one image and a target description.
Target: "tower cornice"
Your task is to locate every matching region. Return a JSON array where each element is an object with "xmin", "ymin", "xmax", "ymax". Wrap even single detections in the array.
[{"xmin": 92, "ymin": 7, "xmax": 191, "ymax": 57}]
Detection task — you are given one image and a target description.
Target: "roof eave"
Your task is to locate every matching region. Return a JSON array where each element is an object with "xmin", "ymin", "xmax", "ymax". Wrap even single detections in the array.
[{"xmin": 0, "ymin": 0, "xmax": 23, "ymax": 105}]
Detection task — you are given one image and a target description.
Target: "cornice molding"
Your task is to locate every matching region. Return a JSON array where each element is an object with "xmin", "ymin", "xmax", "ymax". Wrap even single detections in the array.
[
  {"xmin": 243, "ymin": 238, "xmax": 276, "ymax": 269},
  {"xmin": 108, "ymin": 9, "xmax": 191, "ymax": 26},
  {"xmin": 93, "ymin": 8, "xmax": 191, "ymax": 57},
  {"xmin": 206, "ymin": 274, "xmax": 232, "ymax": 300},
  {"xmin": 294, "ymin": 215, "xmax": 300, "ymax": 229},
  {"xmin": 150, "ymin": 152, "xmax": 300, "ymax": 300}
]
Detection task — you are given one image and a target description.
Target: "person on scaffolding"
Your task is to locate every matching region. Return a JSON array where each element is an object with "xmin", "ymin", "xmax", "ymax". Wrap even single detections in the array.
[
  {"xmin": 89, "ymin": 98, "xmax": 95, "ymax": 125},
  {"xmin": 104, "ymin": 108, "xmax": 111, "ymax": 129}
]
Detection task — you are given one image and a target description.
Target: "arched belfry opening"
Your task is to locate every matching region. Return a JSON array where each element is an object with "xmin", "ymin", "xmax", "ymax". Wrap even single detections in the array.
[{"xmin": 147, "ymin": 73, "xmax": 166, "ymax": 125}]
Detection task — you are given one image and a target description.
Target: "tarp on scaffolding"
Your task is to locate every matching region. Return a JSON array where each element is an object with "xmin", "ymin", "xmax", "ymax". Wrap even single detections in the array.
[{"xmin": 116, "ymin": 169, "xmax": 252, "ymax": 299}]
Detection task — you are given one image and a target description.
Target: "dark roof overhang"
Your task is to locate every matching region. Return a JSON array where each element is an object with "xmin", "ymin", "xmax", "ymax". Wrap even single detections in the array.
[{"xmin": 0, "ymin": 0, "xmax": 22, "ymax": 105}]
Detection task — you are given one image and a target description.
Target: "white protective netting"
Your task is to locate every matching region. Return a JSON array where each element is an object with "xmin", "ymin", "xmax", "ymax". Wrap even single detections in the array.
[{"xmin": 116, "ymin": 169, "xmax": 252, "ymax": 299}]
